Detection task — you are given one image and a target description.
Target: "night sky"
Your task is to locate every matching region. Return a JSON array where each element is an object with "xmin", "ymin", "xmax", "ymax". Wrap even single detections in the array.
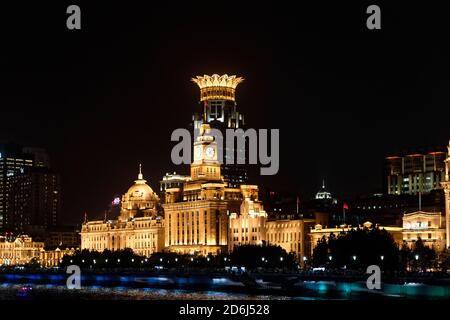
[{"xmin": 0, "ymin": 2, "xmax": 449, "ymax": 225}]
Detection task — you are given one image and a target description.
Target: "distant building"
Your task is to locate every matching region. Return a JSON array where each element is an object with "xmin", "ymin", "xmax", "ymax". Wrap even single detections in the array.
[
  {"xmin": 7, "ymin": 167, "xmax": 60, "ymax": 235},
  {"xmin": 0, "ymin": 235, "xmax": 44, "ymax": 265},
  {"xmin": 384, "ymin": 146, "xmax": 447, "ymax": 195},
  {"xmin": 402, "ymin": 211, "xmax": 446, "ymax": 252},
  {"xmin": 44, "ymin": 226, "xmax": 80, "ymax": 250},
  {"xmin": 347, "ymin": 191, "xmax": 444, "ymax": 227},
  {"xmin": 81, "ymin": 165, "xmax": 165, "ymax": 256},
  {"xmin": 0, "ymin": 144, "xmax": 53, "ymax": 233}
]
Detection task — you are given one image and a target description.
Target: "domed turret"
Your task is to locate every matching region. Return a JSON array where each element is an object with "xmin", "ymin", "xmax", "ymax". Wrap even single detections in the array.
[
  {"xmin": 119, "ymin": 164, "xmax": 160, "ymax": 221},
  {"xmin": 315, "ymin": 180, "xmax": 332, "ymax": 200}
]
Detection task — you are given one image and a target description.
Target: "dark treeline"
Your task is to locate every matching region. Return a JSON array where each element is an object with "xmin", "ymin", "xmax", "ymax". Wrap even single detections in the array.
[
  {"xmin": 311, "ymin": 227, "xmax": 450, "ymax": 272},
  {"xmin": 59, "ymin": 244, "xmax": 298, "ymax": 271}
]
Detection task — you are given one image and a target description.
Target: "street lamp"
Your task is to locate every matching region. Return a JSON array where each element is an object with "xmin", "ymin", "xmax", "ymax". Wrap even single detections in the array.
[
  {"xmin": 207, "ymin": 257, "xmax": 210, "ymax": 262},
  {"xmin": 380, "ymin": 255, "xmax": 384, "ymax": 261},
  {"xmin": 328, "ymin": 256, "xmax": 332, "ymax": 261},
  {"xmin": 131, "ymin": 258, "xmax": 134, "ymax": 263},
  {"xmin": 280, "ymin": 257, "xmax": 284, "ymax": 262},
  {"xmin": 352, "ymin": 255, "xmax": 357, "ymax": 261},
  {"xmin": 105, "ymin": 259, "xmax": 108, "ymax": 263},
  {"xmin": 415, "ymin": 254, "xmax": 419, "ymax": 261},
  {"xmin": 261, "ymin": 257, "xmax": 265, "ymax": 262},
  {"xmin": 160, "ymin": 258, "xmax": 163, "ymax": 262},
  {"xmin": 191, "ymin": 257, "xmax": 194, "ymax": 262},
  {"xmin": 224, "ymin": 257, "xmax": 227, "ymax": 262},
  {"xmin": 174, "ymin": 258, "xmax": 178, "ymax": 262},
  {"xmin": 117, "ymin": 259, "xmax": 121, "ymax": 263}
]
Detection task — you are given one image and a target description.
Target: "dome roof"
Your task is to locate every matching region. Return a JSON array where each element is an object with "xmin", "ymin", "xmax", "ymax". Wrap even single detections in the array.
[
  {"xmin": 123, "ymin": 165, "xmax": 159, "ymax": 202},
  {"xmin": 315, "ymin": 180, "xmax": 332, "ymax": 200}
]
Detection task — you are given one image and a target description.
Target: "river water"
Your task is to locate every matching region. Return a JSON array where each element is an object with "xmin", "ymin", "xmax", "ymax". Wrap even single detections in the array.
[{"xmin": 1, "ymin": 273, "xmax": 450, "ymax": 300}]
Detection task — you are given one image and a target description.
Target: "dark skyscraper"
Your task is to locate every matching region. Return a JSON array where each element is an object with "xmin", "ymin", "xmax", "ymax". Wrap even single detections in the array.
[
  {"xmin": 0, "ymin": 143, "xmax": 57, "ymax": 234},
  {"xmin": 8, "ymin": 167, "xmax": 60, "ymax": 235},
  {"xmin": 384, "ymin": 146, "xmax": 447, "ymax": 195},
  {"xmin": 191, "ymin": 74, "xmax": 248, "ymax": 188}
]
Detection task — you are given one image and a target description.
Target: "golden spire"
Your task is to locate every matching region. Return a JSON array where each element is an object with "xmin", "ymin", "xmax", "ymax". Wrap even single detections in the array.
[{"xmin": 138, "ymin": 163, "xmax": 143, "ymax": 180}]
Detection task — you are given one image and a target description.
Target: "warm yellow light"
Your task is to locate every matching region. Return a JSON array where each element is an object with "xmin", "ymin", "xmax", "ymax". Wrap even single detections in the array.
[
  {"xmin": 192, "ymin": 74, "xmax": 244, "ymax": 102},
  {"xmin": 192, "ymin": 74, "xmax": 244, "ymax": 90}
]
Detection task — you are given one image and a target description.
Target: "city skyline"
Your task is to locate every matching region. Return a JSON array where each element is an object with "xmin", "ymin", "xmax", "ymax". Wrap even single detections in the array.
[{"xmin": 1, "ymin": 2, "xmax": 449, "ymax": 226}]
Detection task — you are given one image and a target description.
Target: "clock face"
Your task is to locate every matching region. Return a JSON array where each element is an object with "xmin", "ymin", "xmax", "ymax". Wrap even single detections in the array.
[
  {"xmin": 205, "ymin": 146, "xmax": 215, "ymax": 159},
  {"xmin": 194, "ymin": 146, "xmax": 202, "ymax": 160}
]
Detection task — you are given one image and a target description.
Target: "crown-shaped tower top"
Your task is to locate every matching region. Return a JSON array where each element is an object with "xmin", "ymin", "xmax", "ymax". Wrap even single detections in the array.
[{"xmin": 192, "ymin": 74, "xmax": 244, "ymax": 102}]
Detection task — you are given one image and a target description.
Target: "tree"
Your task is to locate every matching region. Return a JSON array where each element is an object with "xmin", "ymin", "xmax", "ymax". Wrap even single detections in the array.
[
  {"xmin": 229, "ymin": 244, "xmax": 297, "ymax": 270},
  {"xmin": 411, "ymin": 238, "xmax": 437, "ymax": 272},
  {"xmin": 312, "ymin": 227, "xmax": 402, "ymax": 271},
  {"xmin": 312, "ymin": 236, "xmax": 329, "ymax": 267}
]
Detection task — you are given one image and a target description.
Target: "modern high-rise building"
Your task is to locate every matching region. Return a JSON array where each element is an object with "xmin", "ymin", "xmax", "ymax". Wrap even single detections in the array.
[
  {"xmin": 7, "ymin": 167, "xmax": 60, "ymax": 235},
  {"xmin": 0, "ymin": 144, "xmax": 49, "ymax": 232},
  {"xmin": 384, "ymin": 146, "xmax": 447, "ymax": 195},
  {"xmin": 191, "ymin": 74, "xmax": 248, "ymax": 188}
]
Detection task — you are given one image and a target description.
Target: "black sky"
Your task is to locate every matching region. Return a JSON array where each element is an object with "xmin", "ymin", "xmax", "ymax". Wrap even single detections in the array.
[{"xmin": 0, "ymin": 1, "xmax": 449, "ymax": 225}]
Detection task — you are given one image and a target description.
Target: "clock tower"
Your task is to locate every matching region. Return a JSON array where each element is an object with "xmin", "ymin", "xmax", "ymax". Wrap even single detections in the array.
[{"xmin": 191, "ymin": 124, "xmax": 221, "ymax": 181}]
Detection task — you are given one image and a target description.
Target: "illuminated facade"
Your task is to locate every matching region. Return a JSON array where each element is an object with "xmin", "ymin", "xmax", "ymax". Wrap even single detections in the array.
[
  {"xmin": 402, "ymin": 211, "xmax": 445, "ymax": 251},
  {"xmin": 40, "ymin": 247, "xmax": 77, "ymax": 268},
  {"xmin": 164, "ymin": 124, "xmax": 244, "ymax": 255},
  {"xmin": 0, "ymin": 235, "xmax": 44, "ymax": 265},
  {"xmin": 266, "ymin": 218, "xmax": 315, "ymax": 263},
  {"xmin": 81, "ymin": 166, "xmax": 165, "ymax": 256},
  {"xmin": 229, "ymin": 186, "xmax": 268, "ymax": 250},
  {"xmin": 442, "ymin": 140, "xmax": 450, "ymax": 248}
]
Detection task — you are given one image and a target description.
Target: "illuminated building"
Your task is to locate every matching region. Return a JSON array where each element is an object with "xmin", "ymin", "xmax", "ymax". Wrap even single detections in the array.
[
  {"xmin": 164, "ymin": 124, "xmax": 244, "ymax": 255},
  {"xmin": 266, "ymin": 217, "xmax": 315, "ymax": 264},
  {"xmin": 0, "ymin": 235, "xmax": 44, "ymax": 265},
  {"xmin": 402, "ymin": 211, "xmax": 446, "ymax": 251},
  {"xmin": 229, "ymin": 185, "xmax": 268, "ymax": 250},
  {"xmin": 309, "ymin": 222, "xmax": 404, "ymax": 255},
  {"xmin": 80, "ymin": 166, "xmax": 165, "ymax": 256},
  {"xmin": 0, "ymin": 144, "xmax": 52, "ymax": 233},
  {"xmin": 8, "ymin": 167, "xmax": 60, "ymax": 235},
  {"xmin": 384, "ymin": 146, "xmax": 447, "ymax": 195},
  {"xmin": 192, "ymin": 74, "xmax": 247, "ymax": 188},
  {"xmin": 442, "ymin": 140, "xmax": 450, "ymax": 248},
  {"xmin": 40, "ymin": 247, "xmax": 76, "ymax": 268},
  {"xmin": 159, "ymin": 172, "xmax": 190, "ymax": 203},
  {"xmin": 0, "ymin": 234, "xmax": 76, "ymax": 266}
]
